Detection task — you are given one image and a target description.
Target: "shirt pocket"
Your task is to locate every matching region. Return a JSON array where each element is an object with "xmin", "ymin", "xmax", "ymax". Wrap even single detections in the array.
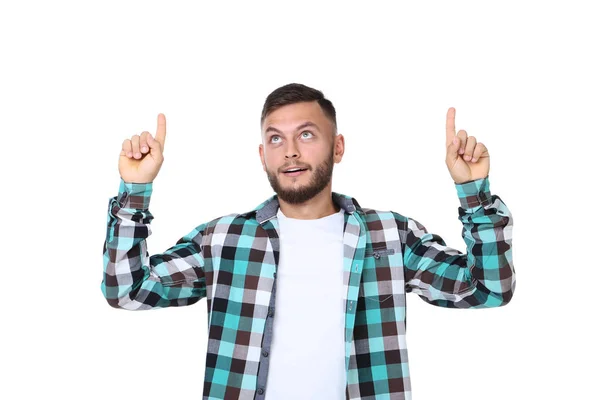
[
  {"xmin": 361, "ymin": 248, "xmax": 396, "ymax": 303},
  {"xmin": 365, "ymin": 248, "xmax": 396, "ymax": 259}
]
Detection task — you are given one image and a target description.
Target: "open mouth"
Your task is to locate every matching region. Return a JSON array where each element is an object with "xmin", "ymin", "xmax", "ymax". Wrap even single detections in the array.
[{"xmin": 283, "ymin": 168, "xmax": 308, "ymax": 176}]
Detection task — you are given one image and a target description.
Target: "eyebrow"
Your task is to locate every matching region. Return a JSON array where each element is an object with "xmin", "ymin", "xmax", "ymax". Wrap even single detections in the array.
[{"xmin": 264, "ymin": 121, "xmax": 321, "ymax": 136}]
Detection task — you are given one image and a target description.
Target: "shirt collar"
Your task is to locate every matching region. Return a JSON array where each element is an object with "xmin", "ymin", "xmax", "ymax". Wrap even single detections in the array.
[{"xmin": 239, "ymin": 191, "xmax": 363, "ymax": 224}]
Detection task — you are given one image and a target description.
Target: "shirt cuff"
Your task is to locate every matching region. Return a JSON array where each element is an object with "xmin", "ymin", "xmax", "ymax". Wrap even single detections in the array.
[
  {"xmin": 455, "ymin": 175, "xmax": 492, "ymax": 210},
  {"xmin": 117, "ymin": 178, "xmax": 153, "ymax": 209}
]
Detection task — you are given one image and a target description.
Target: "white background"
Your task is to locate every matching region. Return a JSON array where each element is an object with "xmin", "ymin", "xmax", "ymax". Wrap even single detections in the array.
[{"xmin": 1, "ymin": 1, "xmax": 598, "ymax": 399}]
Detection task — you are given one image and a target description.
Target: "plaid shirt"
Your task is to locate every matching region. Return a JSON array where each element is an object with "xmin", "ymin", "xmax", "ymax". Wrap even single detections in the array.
[{"xmin": 102, "ymin": 175, "xmax": 515, "ymax": 399}]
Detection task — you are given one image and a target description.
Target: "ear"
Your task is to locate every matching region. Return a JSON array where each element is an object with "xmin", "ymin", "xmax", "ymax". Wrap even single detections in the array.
[
  {"xmin": 334, "ymin": 134, "xmax": 345, "ymax": 163},
  {"xmin": 259, "ymin": 144, "xmax": 266, "ymax": 172}
]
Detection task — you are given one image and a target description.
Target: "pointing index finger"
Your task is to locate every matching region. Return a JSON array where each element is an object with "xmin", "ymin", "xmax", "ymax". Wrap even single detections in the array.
[
  {"xmin": 446, "ymin": 107, "xmax": 456, "ymax": 146},
  {"xmin": 155, "ymin": 113, "xmax": 167, "ymax": 146}
]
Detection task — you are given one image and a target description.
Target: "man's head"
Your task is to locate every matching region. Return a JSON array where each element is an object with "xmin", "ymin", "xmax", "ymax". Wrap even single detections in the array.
[{"xmin": 259, "ymin": 83, "xmax": 345, "ymax": 205}]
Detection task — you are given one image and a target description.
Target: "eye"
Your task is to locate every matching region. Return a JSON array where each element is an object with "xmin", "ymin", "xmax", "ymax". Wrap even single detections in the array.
[{"xmin": 269, "ymin": 131, "xmax": 313, "ymax": 144}]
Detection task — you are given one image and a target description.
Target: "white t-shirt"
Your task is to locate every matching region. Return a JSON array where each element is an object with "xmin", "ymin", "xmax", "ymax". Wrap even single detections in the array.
[{"xmin": 265, "ymin": 206, "xmax": 346, "ymax": 399}]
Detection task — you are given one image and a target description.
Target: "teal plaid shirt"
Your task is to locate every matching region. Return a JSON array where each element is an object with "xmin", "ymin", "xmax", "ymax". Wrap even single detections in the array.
[{"xmin": 102, "ymin": 175, "xmax": 515, "ymax": 399}]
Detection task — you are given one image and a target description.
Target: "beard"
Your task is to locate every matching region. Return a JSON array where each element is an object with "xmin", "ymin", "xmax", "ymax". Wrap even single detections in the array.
[{"xmin": 265, "ymin": 150, "xmax": 334, "ymax": 205}]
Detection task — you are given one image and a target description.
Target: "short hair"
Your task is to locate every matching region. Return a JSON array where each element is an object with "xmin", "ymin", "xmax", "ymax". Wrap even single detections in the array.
[{"xmin": 260, "ymin": 83, "xmax": 337, "ymax": 137}]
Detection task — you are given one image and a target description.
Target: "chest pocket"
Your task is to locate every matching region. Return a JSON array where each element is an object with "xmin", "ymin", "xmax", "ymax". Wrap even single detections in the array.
[
  {"xmin": 361, "ymin": 247, "xmax": 397, "ymax": 303},
  {"xmin": 365, "ymin": 248, "xmax": 395, "ymax": 259}
]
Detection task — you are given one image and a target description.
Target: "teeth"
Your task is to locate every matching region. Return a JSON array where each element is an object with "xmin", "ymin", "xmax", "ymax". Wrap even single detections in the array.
[{"xmin": 286, "ymin": 168, "xmax": 302, "ymax": 172}]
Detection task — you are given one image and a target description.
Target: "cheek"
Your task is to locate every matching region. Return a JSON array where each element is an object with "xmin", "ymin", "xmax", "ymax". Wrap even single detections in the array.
[
  {"xmin": 263, "ymin": 157, "xmax": 277, "ymax": 173},
  {"xmin": 262, "ymin": 150, "xmax": 282, "ymax": 167}
]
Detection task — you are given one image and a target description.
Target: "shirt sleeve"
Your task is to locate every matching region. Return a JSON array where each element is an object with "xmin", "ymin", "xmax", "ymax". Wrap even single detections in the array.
[
  {"xmin": 399, "ymin": 175, "xmax": 515, "ymax": 308},
  {"xmin": 101, "ymin": 178, "xmax": 208, "ymax": 310}
]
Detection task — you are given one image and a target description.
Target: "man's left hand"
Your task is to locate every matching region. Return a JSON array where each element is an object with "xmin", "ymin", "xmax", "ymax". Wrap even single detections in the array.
[{"xmin": 445, "ymin": 107, "xmax": 490, "ymax": 184}]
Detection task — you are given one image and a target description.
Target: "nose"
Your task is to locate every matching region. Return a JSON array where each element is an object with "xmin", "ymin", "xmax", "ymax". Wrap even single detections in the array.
[{"xmin": 284, "ymin": 142, "xmax": 299, "ymax": 159}]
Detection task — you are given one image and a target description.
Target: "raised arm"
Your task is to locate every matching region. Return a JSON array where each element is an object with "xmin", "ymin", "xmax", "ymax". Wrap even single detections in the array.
[
  {"xmin": 398, "ymin": 176, "xmax": 515, "ymax": 308},
  {"xmin": 101, "ymin": 113, "xmax": 207, "ymax": 310},
  {"xmin": 101, "ymin": 179, "xmax": 208, "ymax": 310},
  {"xmin": 397, "ymin": 107, "xmax": 516, "ymax": 308}
]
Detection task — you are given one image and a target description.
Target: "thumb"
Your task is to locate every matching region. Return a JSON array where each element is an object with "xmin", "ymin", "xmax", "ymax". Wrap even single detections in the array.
[
  {"xmin": 147, "ymin": 133, "xmax": 163, "ymax": 155},
  {"xmin": 447, "ymin": 136, "xmax": 460, "ymax": 162}
]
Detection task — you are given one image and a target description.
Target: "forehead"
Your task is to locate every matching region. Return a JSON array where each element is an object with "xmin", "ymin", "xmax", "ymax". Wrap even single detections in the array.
[{"xmin": 262, "ymin": 101, "xmax": 329, "ymax": 133}]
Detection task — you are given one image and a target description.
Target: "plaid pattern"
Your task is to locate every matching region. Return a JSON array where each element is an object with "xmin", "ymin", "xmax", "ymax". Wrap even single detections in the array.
[{"xmin": 101, "ymin": 174, "xmax": 515, "ymax": 399}]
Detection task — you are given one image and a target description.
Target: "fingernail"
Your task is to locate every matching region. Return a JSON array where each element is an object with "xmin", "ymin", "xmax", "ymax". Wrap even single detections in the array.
[
  {"xmin": 135, "ymin": 152, "xmax": 141, "ymax": 158},
  {"xmin": 459, "ymin": 148, "xmax": 464, "ymax": 154},
  {"xmin": 127, "ymin": 151, "xmax": 132, "ymax": 157},
  {"xmin": 464, "ymin": 155, "xmax": 471, "ymax": 161},
  {"xmin": 141, "ymin": 146, "xmax": 148, "ymax": 152},
  {"xmin": 471, "ymin": 158, "xmax": 477, "ymax": 162}
]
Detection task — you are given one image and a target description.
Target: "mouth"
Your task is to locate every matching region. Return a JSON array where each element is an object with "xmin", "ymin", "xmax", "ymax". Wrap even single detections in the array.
[{"xmin": 282, "ymin": 168, "xmax": 308, "ymax": 177}]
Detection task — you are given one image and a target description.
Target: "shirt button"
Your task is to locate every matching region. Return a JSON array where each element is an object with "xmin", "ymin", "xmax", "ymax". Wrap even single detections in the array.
[
  {"xmin": 257, "ymin": 388, "xmax": 264, "ymax": 395},
  {"xmin": 268, "ymin": 308, "xmax": 274, "ymax": 318},
  {"xmin": 262, "ymin": 350, "xmax": 269, "ymax": 357}
]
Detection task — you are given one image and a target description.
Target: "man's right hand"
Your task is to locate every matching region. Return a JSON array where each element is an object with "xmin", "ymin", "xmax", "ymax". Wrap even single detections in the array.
[{"xmin": 119, "ymin": 113, "xmax": 167, "ymax": 183}]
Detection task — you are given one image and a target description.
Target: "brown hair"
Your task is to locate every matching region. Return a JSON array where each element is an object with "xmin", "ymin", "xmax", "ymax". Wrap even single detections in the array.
[{"xmin": 260, "ymin": 83, "xmax": 337, "ymax": 136}]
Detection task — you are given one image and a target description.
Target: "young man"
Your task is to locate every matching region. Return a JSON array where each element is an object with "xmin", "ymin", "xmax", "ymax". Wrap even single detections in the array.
[{"xmin": 102, "ymin": 83, "xmax": 515, "ymax": 399}]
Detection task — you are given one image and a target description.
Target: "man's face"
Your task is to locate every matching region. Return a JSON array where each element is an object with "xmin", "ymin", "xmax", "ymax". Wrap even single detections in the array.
[{"xmin": 259, "ymin": 101, "xmax": 344, "ymax": 205}]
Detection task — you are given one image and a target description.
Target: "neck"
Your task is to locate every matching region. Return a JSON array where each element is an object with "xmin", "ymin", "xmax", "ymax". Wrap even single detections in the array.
[{"xmin": 277, "ymin": 186, "xmax": 340, "ymax": 220}]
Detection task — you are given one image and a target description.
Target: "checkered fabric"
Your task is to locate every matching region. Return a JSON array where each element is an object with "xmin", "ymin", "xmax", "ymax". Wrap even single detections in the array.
[{"xmin": 101, "ymin": 174, "xmax": 515, "ymax": 399}]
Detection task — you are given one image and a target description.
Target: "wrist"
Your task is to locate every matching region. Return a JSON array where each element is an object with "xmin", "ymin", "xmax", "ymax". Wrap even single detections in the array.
[{"xmin": 117, "ymin": 178, "xmax": 153, "ymax": 209}]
